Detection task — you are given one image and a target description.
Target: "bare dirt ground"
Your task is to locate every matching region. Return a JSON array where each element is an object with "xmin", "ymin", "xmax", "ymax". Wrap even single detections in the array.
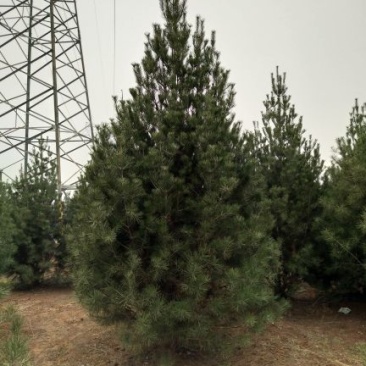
[{"xmin": 2, "ymin": 287, "xmax": 366, "ymax": 366}]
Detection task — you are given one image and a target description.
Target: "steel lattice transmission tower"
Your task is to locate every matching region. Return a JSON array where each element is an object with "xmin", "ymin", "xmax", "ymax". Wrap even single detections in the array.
[{"xmin": 0, "ymin": 0, "xmax": 94, "ymax": 193}]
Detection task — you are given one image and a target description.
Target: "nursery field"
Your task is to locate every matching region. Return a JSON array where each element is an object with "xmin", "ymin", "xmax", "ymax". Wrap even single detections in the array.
[{"xmin": 2, "ymin": 288, "xmax": 366, "ymax": 366}]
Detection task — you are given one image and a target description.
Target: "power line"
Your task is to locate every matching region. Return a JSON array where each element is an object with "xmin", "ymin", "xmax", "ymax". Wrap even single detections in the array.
[
  {"xmin": 113, "ymin": 0, "xmax": 116, "ymax": 95},
  {"xmin": 92, "ymin": 0, "xmax": 107, "ymax": 97}
]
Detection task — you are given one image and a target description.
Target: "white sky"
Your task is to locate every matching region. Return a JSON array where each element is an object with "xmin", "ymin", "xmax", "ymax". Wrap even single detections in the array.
[{"xmin": 77, "ymin": 0, "xmax": 366, "ymax": 164}]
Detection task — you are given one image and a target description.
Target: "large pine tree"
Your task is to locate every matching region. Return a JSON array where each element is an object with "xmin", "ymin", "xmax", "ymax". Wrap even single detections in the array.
[
  {"xmin": 253, "ymin": 67, "xmax": 324, "ymax": 293},
  {"xmin": 321, "ymin": 100, "xmax": 366, "ymax": 294},
  {"xmin": 68, "ymin": 0, "xmax": 281, "ymax": 354}
]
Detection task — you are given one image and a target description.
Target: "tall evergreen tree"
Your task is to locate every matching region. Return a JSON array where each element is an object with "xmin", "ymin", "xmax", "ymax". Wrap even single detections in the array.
[
  {"xmin": 9, "ymin": 139, "xmax": 64, "ymax": 288},
  {"xmin": 253, "ymin": 67, "xmax": 324, "ymax": 293},
  {"xmin": 68, "ymin": 0, "xmax": 282, "ymax": 355},
  {"xmin": 321, "ymin": 100, "xmax": 366, "ymax": 294}
]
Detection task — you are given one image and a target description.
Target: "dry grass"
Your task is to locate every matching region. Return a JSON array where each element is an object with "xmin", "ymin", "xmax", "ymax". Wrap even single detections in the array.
[{"xmin": 2, "ymin": 288, "xmax": 366, "ymax": 366}]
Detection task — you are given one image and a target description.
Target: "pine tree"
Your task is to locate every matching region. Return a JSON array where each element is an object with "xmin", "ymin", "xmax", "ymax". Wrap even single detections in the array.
[
  {"xmin": 9, "ymin": 139, "xmax": 64, "ymax": 288},
  {"xmin": 253, "ymin": 67, "xmax": 324, "ymax": 293},
  {"xmin": 68, "ymin": 0, "xmax": 282, "ymax": 355},
  {"xmin": 0, "ymin": 182, "xmax": 16, "ymax": 277},
  {"xmin": 321, "ymin": 100, "xmax": 366, "ymax": 294}
]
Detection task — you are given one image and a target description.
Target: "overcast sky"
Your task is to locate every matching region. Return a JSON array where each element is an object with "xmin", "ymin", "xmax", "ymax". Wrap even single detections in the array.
[{"xmin": 77, "ymin": 0, "xmax": 366, "ymax": 164}]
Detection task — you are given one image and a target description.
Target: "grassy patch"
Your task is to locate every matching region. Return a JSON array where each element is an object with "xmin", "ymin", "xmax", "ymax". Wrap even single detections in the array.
[
  {"xmin": 0, "ymin": 285, "xmax": 31, "ymax": 366},
  {"xmin": 355, "ymin": 343, "xmax": 366, "ymax": 366}
]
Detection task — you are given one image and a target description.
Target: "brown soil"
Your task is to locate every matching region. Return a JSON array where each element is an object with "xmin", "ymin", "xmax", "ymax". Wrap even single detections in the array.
[{"xmin": 2, "ymin": 288, "xmax": 366, "ymax": 366}]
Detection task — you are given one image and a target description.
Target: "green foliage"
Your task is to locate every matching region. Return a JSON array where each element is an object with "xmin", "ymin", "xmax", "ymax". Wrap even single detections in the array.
[
  {"xmin": 0, "ymin": 305, "xmax": 31, "ymax": 366},
  {"xmin": 0, "ymin": 182, "xmax": 16, "ymax": 276},
  {"xmin": 252, "ymin": 67, "xmax": 324, "ymax": 292},
  {"xmin": 0, "ymin": 271, "xmax": 29, "ymax": 365},
  {"xmin": 355, "ymin": 343, "xmax": 366, "ymax": 366},
  {"xmin": 8, "ymin": 139, "xmax": 65, "ymax": 288},
  {"xmin": 320, "ymin": 100, "xmax": 366, "ymax": 294},
  {"xmin": 68, "ymin": 0, "xmax": 282, "ymax": 355}
]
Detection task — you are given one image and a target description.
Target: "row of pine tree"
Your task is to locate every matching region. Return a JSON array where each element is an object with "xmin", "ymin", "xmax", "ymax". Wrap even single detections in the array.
[{"xmin": 1, "ymin": 0, "xmax": 366, "ymax": 357}]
